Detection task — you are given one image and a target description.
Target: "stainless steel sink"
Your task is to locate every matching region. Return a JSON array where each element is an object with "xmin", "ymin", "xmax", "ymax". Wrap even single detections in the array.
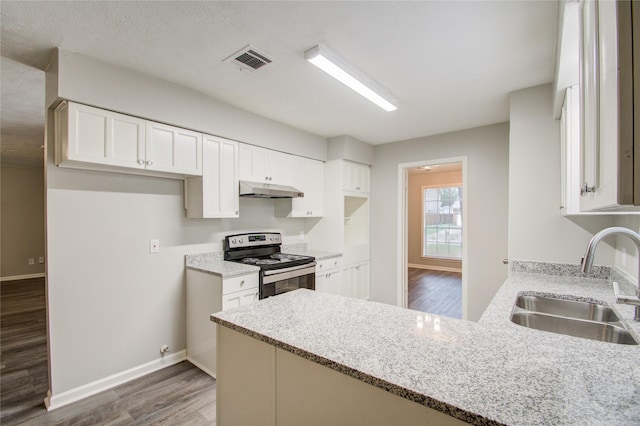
[
  {"xmin": 510, "ymin": 293, "xmax": 638, "ymax": 345},
  {"xmin": 515, "ymin": 294, "xmax": 621, "ymax": 322}
]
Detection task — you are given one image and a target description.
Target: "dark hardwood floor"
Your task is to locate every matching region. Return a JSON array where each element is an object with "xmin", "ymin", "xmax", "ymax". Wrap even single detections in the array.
[
  {"xmin": 408, "ymin": 268, "xmax": 462, "ymax": 319},
  {"xmin": 1, "ymin": 278, "xmax": 217, "ymax": 425}
]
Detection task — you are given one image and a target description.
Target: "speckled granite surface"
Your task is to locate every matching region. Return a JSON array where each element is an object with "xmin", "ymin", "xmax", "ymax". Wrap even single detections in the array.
[
  {"xmin": 212, "ymin": 273, "xmax": 640, "ymax": 426},
  {"xmin": 284, "ymin": 247, "xmax": 342, "ymax": 261},
  {"xmin": 510, "ymin": 259, "xmax": 610, "ymax": 279},
  {"xmin": 185, "ymin": 247, "xmax": 341, "ymax": 277},
  {"xmin": 185, "ymin": 252, "xmax": 259, "ymax": 277}
]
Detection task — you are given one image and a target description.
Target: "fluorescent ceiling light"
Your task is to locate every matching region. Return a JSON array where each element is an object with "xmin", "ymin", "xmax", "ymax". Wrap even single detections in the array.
[{"xmin": 304, "ymin": 44, "xmax": 398, "ymax": 112}]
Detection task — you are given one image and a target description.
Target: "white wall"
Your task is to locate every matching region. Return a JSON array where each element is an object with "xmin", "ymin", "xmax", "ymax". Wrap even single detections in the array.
[
  {"xmin": 44, "ymin": 50, "xmax": 322, "ymax": 398},
  {"xmin": 508, "ymin": 84, "xmax": 615, "ymax": 266},
  {"xmin": 1, "ymin": 164, "xmax": 45, "ymax": 278},
  {"xmin": 46, "ymin": 162, "xmax": 306, "ymax": 395},
  {"xmin": 614, "ymin": 215, "xmax": 640, "ymax": 281},
  {"xmin": 371, "ymin": 123, "xmax": 510, "ymax": 321}
]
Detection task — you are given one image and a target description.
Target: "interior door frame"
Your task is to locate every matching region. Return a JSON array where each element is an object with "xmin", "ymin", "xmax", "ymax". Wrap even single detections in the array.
[{"xmin": 396, "ymin": 156, "xmax": 469, "ymax": 319}]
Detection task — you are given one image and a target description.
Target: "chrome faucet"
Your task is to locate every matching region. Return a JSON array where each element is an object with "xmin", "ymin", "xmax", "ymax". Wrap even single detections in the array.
[{"xmin": 581, "ymin": 226, "xmax": 640, "ymax": 321}]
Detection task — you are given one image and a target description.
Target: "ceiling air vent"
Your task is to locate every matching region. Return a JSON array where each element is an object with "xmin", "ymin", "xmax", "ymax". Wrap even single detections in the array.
[{"xmin": 224, "ymin": 45, "xmax": 273, "ymax": 72}]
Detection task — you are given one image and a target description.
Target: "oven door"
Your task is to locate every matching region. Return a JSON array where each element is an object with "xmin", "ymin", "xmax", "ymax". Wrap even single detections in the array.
[{"xmin": 261, "ymin": 262, "xmax": 316, "ymax": 299}]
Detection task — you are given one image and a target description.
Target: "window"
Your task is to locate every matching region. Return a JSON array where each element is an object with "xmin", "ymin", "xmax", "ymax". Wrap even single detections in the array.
[{"xmin": 422, "ymin": 185, "xmax": 462, "ymax": 259}]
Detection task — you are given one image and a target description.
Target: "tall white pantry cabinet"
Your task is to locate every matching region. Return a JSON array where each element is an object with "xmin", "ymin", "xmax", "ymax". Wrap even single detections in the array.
[{"xmin": 307, "ymin": 159, "xmax": 371, "ymax": 301}]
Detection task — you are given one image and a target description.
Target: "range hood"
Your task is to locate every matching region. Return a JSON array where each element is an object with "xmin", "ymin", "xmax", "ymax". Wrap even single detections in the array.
[{"xmin": 239, "ymin": 180, "xmax": 304, "ymax": 198}]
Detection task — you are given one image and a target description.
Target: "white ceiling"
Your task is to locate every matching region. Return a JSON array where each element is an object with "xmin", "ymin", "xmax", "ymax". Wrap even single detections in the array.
[{"xmin": 0, "ymin": 1, "xmax": 558, "ymax": 167}]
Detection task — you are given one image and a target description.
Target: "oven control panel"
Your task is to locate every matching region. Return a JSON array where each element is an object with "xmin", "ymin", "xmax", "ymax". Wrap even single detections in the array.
[{"xmin": 226, "ymin": 232, "xmax": 281, "ymax": 249}]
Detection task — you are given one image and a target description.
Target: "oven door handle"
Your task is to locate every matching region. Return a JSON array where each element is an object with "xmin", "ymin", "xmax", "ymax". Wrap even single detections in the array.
[{"xmin": 262, "ymin": 263, "xmax": 317, "ymax": 284}]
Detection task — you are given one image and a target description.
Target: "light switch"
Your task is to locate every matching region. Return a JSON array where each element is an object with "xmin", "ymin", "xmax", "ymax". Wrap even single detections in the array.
[{"xmin": 150, "ymin": 239, "xmax": 160, "ymax": 253}]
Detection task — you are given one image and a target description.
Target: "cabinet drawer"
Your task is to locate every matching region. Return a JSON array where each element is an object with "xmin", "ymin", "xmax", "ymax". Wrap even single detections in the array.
[
  {"xmin": 223, "ymin": 274, "xmax": 258, "ymax": 295},
  {"xmin": 316, "ymin": 257, "xmax": 342, "ymax": 272}
]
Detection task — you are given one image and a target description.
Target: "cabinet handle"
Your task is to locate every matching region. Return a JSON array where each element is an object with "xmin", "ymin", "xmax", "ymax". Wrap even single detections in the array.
[
  {"xmin": 240, "ymin": 280, "xmax": 245, "ymax": 286},
  {"xmin": 235, "ymin": 210, "xmax": 239, "ymax": 215},
  {"xmin": 146, "ymin": 160, "xmax": 153, "ymax": 166},
  {"xmin": 581, "ymin": 183, "xmax": 596, "ymax": 195},
  {"xmin": 356, "ymin": 186, "xmax": 360, "ymax": 190},
  {"xmin": 137, "ymin": 159, "xmax": 145, "ymax": 165}
]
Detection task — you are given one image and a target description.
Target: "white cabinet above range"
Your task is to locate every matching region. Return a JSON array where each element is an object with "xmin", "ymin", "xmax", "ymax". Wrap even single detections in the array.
[
  {"xmin": 238, "ymin": 143, "xmax": 293, "ymax": 185},
  {"xmin": 54, "ymin": 101, "xmax": 202, "ymax": 177},
  {"xmin": 275, "ymin": 157, "xmax": 324, "ymax": 218}
]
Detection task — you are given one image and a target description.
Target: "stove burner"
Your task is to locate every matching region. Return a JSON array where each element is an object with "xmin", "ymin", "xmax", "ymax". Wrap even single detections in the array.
[
  {"xmin": 256, "ymin": 259, "xmax": 280, "ymax": 265},
  {"xmin": 241, "ymin": 258, "xmax": 260, "ymax": 264}
]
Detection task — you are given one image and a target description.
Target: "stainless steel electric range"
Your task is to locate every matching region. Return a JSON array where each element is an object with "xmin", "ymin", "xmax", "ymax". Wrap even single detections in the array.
[{"xmin": 223, "ymin": 232, "xmax": 316, "ymax": 299}]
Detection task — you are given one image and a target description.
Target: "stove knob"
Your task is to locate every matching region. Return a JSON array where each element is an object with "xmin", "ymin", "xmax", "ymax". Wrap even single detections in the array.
[
  {"xmin": 231, "ymin": 238, "xmax": 236, "ymax": 244},
  {"xmin": 239, "ymin": 238, "xmax": 244, "ymax": 243}
]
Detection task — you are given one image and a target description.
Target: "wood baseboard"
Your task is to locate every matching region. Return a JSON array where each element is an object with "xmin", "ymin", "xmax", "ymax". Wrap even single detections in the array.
[
  {"xmin": 0, "ymin": 273, "xmax": 46, "ymax": 282},
  {"xmin": 408, "ymin": 264, "xmax": 462, "ymax": 273},
  {"xmin": 44, "ymin": 350, "xmax": 187, "ymax": 411}
]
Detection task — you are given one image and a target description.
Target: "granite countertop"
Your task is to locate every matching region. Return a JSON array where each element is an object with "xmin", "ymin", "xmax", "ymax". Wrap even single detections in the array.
[
  {"xmin": 284, "ymin": 248, "xmax": 342, "ymax": 261},
  {"xmin": 185, "ymin": 247, "xmax": 341, "ymax": 277},
  {"xmin": 185, "ymin": 252, "xmax": 259, "ymax": 278},
  {"xmin": 211, "ymin": 272, "xmax": 640, "ymax": 425}
]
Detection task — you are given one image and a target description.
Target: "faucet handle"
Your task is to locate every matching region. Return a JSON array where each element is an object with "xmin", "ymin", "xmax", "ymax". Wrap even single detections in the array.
[{"xmin": 612, "ymin": 282, "xmax": 640, "ymax": 306}]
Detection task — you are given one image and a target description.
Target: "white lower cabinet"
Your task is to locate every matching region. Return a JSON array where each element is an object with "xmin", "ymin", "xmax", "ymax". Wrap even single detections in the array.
[
  {"xmin": 340, "ymin": 261, "xmax": 370, "ymax": 300},
  {"xmin": 186, "ymin": 270, "xmax": 258, "ymax": 377},
  {"xmin": 314, "ymin": 256, "xmax": 342, "ymax": 295}
]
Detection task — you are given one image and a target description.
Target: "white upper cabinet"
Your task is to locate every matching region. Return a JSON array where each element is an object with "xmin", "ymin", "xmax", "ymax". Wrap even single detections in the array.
[
  {"xmin": 55, "ymin": 101, "xmax": 146, "ymax": 170},
  {"xmin": 145, "ymin": 122, "xmax": 202, "ymax": 176},
  {"xmin": 276, "ymin": 156, "xmax": 324, "ymax": 217},
  {"xmin": 185, "ymin": 135, "xmax": 239, "ymax": 218},
  {"xmin": 578, "ymin": 0, "xmax": 637, "ymax": 211},
  {"xmin": 238, "ymin": 143, "xmax": 292, "ymax": 185},
  {"xmin": 55, "ymin": 101, "xmax": 202, "ymax": 177},
  {"xmin": 342, "ymin": 161, "xmax": 370, "ymax": 194}
]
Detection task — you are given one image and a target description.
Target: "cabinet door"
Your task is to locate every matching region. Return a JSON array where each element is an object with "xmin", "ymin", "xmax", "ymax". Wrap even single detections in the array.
[
  {"xmin": 238, "ymin": 143, "xmax": 268, "ymax": 182},
  {"xmin": 306, "ymin": 159, "xmax": 324, "ymax": 216},
  {"xmin": 145, "ymin": 121, "xmax": 202, "ymax": 176},
  {"xmin": 266, "ymin": 149, "xmax": 293, "ymax": 185},
  {"xmin": 340, "ymin": 266, "xmax": 355, "ymax": 298},
  {"xmin": 315, "ymin": 273, "xmax": 328, "ymax": 293},
  {"xmin": 222, "ymin": 288, "xmax": 259, "ymax": 311},
  {"xmin": 342, "ymin": 161, "xmax": 370, "ymax": 193},
  {"xmin": 326, "ymin": 271, "xmax": 341, "ymax": 295},
  {"xmin": 202, "ymin": 135, "xmax": 239, "ymax": 218},
  {"xmin": 579, "ymin": 0, "xmax": 635, "ymax": 210},
  {"xmin": 64, "ymin": 102, "xmax": 146, "ymax": 169}
]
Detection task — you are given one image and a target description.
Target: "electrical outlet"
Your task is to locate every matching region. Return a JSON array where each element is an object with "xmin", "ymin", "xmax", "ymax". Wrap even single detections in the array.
[
  {"xmin": 28, "ymin": 258, "xmax": 35, "ymax": 265},
  {"xmin": 38, "ymin": 257, "xmax": 45, "ymax": 264},
  {"xmin": 149, "ymin": 239, "xmax": 160, "ymax": 253}
]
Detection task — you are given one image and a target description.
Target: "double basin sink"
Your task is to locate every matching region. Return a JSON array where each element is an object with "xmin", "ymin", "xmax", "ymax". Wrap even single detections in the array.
[{"xmin": 510, "ymin": 293, "xmax": 638, "ymax": 345}]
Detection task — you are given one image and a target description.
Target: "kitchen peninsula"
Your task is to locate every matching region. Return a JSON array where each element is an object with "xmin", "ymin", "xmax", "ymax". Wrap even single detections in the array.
[{"xmin": 211, "ymin": 268, "xmax": 640, "ymax": 425}]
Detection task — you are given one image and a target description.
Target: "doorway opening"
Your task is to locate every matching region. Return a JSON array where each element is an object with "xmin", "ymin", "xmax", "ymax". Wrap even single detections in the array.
[{"xmin": 396, "ymin": 157, "xmax": 468, "ymax": 319}]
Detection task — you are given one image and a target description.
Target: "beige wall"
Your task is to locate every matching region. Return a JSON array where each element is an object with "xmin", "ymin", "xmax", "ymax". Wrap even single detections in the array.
[
  {"xmin": 408, "ymin": 170, "xmax": 462, "ymax": 271},
  {"xmin": 1, "ymin": 164, "xmax": 45, "ymax": 279},
  {"xmin": 371, "ymin": 123, "xmax": 510, "ymax": 321}
]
